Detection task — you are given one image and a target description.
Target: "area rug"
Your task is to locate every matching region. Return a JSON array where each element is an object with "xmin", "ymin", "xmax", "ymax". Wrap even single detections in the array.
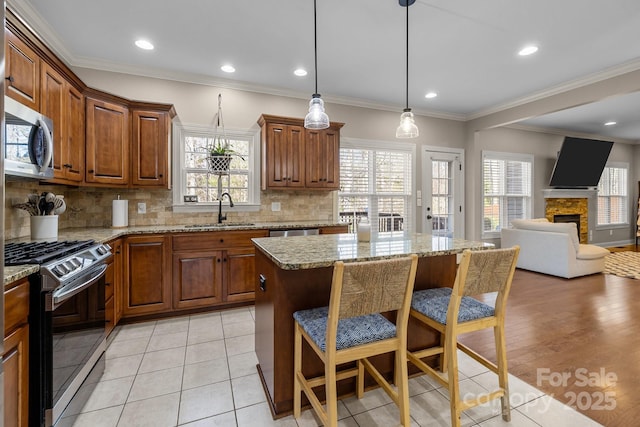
[{"xmin": 604, "ymin": 251, "xmax": 640, "ymax": 279}]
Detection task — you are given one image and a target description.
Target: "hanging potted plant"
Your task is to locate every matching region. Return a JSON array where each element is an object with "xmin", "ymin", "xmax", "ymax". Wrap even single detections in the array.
[{"xmin": 207, "ymin": 94, "xmax": 240, "ymax": 175}]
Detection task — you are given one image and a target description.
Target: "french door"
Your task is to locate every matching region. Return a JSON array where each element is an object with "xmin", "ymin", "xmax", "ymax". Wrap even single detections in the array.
[{"xmin": 422, "ymin": 148, "xmax": 464, "ymax": 238}]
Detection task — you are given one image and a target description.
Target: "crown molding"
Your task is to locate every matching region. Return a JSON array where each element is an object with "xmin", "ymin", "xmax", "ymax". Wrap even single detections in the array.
[
  {"xmin": 505, "ymin": 123, "xmax": 640, "ymax": 145},
  {"xmin": 468, "ymin": 58, "xmax": 640, "ymax": 121}
]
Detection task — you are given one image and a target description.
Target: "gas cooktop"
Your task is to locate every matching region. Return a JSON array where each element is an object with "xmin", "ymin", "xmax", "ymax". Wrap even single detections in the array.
[{"xmin": 4, "ymin": 240, "xmax": 97, "ymax": 266}]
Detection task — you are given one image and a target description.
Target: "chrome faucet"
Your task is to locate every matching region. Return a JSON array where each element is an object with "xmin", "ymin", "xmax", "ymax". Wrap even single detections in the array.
[{"xmin": 218, "ymin": 192, "xmax": 234, "ymax": 223}]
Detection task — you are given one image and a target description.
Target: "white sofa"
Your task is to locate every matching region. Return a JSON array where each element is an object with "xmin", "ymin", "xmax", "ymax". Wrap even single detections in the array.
[{"xmin": 500, "ymin": 218, "xmax": 610, "ymax": 278}]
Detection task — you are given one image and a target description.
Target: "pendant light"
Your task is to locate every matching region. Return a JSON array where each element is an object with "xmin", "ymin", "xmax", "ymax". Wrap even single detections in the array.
[
  {"xmin": 304, "ymin": 0, "xmax": 330, "ymax": 129},
  {"xmin": 396, "ymin": 0, "xmax": 419, "ymax": 138}
]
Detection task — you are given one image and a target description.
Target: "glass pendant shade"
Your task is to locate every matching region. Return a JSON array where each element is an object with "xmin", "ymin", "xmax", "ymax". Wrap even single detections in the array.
[
  {"xmin": 396, "ymin": 109, "xmax": 419, "ymax": 138},
  {"xmin": 304, "ymin": 95, "xmax": 330, "ymax": 129}
]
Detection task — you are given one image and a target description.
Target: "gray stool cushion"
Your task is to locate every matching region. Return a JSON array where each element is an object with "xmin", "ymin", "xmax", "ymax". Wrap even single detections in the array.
[
  {"xmin": 293, "ymin": 306, "xmax": 396, "ymax": 352},
  {"xmin": 412, "ymin": 287, "xmax": 494, "ymax": 324}
]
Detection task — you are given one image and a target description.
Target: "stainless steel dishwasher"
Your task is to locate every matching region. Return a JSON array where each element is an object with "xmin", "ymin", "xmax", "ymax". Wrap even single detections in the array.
[{"xmin": 269, "ymin": 228, "xmax": 319, "ymax": 237}]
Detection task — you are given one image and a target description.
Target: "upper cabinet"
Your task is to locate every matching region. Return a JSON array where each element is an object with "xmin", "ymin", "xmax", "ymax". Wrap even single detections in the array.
[
  {"xmin": 85, "ymin": 97, "xmax": 130, "ymax": 186},
  {"xmin": 131, "ymin": 108, "xmax": 171, "ymax": 188},
  {"xmin": 261, "ymin": 120, "xmax": 306, "ymax": 189},
  {"xmin": 258, "ymin": 115, "xmax": 344, "ymax": 191},
  {"xmin": 6, "ymin": 11, "xmax": 176, "ymax": 189},
  {"xmin": 41, "ymin": 62, "xmax": 85, "ymax": 184},
  {"xmin": 5, "ymin": 28, "xmax": 40, "ymax": 111},
  {"xmin": 305, "ymin": 127, "xmax": 341, "ymax": 189}
]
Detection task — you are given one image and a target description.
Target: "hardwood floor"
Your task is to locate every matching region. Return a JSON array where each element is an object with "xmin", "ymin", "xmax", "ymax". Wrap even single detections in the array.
[{"xmin": 460, "ymin": 265, "xmax": 639, "ymax": 427}]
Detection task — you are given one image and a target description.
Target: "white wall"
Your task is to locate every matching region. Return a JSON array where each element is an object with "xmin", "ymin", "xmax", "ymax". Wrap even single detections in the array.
[
  {"xmin": 470, "ymin": 126, "xmax": 637, "ymax": 245},
  {"xmin": 73, "ymin": 68, "xmax": 640, "ymax": 244}
]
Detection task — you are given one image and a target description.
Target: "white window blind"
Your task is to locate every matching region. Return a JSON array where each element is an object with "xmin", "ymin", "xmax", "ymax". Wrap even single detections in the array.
[
  {"xmin": 482, "ymin": 151, "xmax": 532, "ymax": 237},
  {"xmin": 339, "ymin": 141, "xmax": 413, "ymax": 236},
  {"xmin": 598, "ymin": 164, "xmax": 628, "ymax": 226}
]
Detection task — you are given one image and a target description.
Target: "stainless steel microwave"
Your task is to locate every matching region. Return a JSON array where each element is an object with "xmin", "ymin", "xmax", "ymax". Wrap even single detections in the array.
[{"xmin": 4, "ymin": 96, "xmax": 54, "ymax": 179}]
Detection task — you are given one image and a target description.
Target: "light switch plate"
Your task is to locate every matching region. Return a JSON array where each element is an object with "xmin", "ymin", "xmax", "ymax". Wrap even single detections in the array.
[{"xmin": 137, "ymin": 202, "xmax": 146, "ymax": 214}]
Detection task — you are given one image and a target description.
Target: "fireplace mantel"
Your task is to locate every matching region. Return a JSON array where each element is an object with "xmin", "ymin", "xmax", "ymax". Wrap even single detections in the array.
[{"xmin": 542, "ymin": 189, "xmax": 597, "ymax": 199}]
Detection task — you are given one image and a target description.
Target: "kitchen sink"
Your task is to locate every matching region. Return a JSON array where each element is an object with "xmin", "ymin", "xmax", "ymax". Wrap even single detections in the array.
[{"xmin": 184, "ymin": 222, "xmax": 255, "ymax": 228}]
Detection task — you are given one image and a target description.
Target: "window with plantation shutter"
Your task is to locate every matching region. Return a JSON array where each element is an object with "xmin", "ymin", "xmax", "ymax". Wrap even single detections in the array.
[
  {"xmin": 482, "ymin": 151, "xmax": 533, "ymax": 237},
  {"xmin": 339, "ymin": 139, "xmax": 414, "ymax": 236},
  {"xmin": 597, "ymin": 164, "xmax": 628, "ymax": 226}
]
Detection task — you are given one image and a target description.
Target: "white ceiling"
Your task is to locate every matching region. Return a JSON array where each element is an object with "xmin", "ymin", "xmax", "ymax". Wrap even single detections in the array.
[{"xmin": 10, "ymin": 0, "xmax": 640, "ymax": 140}]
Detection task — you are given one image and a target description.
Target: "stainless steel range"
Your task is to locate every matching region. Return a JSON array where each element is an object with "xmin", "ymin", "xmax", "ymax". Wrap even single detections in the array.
[{"xmin": 5, "ymin": 240, "xmax": 112, "ymax": 427}]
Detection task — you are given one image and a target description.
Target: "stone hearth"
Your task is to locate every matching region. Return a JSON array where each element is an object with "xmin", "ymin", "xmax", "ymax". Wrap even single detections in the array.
[{"xmin": 543, "ymin": 189, "xmax": 597, "ymax": 243}]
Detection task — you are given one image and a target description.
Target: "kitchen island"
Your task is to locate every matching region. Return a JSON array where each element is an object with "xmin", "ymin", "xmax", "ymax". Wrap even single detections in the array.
[{"xmin": 252, "ymin": 232, "xmax": 493, "ymax": 417}]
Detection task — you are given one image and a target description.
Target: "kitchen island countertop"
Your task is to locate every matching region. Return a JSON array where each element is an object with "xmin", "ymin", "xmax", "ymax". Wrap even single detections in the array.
[{"xmin": 252, "ymin": 232, "xmax": 494, "ymax": 270}]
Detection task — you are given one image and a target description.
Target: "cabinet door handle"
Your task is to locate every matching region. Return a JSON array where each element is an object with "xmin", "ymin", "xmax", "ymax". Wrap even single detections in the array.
[
  {"xmin": 159, "ymin": 174, "xmax": 163, "ymax": 177},
  {"xmin": 220, "ymin": 239, "xmax": 224, "ymax": 243},
  {"xmin": 88, "ymin": 169, "xmax": 94, "ymax": 174},
  {"xmin": 217, "ymin": 258, "xmax": 221, "ymax": 263},
  {"xmin": 5, "ymin": 76, "xmax": 14, "ymax": 83},
  {"xmin": 105, "ymin": 282, "xmax": 111, "ymax": 287},
  {"xmin": 223, "ymin": 258, "xmax": 227, "ymax": 262},
  {"xmin": 63, "ymin": 163, "xmax": 73, "ymax": 168},
  {"xmin": 116, "ymin": 249, "xmax": 121, "ymax": 254}
]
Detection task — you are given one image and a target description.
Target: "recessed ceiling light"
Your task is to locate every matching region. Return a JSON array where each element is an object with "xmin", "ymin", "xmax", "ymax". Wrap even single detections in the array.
[
  {"xmin": 425, "ymin": 92, "xmax": 438, "ymax": 99},
  {"xmin": 518, "ymin": 45, "xmax": 538, "ymax": 56},
  {"xmin": 294, "ymin": 68, "xmax": 308, "ymax": 77},
  {"xmin": 135, "ymin": 39, "xmax": 154, "ymax": 50},
  {"xmin": 604, "ymin": 121, "xmax": 617, "ymax": 126},
  {"xmin": 221, "ymin": 64, "xmax": 236, "ymax": 73}
]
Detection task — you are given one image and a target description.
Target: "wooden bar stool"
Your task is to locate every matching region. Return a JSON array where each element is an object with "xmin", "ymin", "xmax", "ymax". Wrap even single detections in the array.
[
  {"xmin": 293, "ymin": 254, "xmax": 419, "ymax": 427},
  {"xmin": 407, "ymin": 246, "xmax": 519, "ymax": 427}
]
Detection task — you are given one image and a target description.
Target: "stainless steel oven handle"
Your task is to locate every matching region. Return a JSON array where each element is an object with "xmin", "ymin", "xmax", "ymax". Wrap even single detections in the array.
[{"xmin": 50, "ymin": 264, "xmax": 108, "ymax": 309}]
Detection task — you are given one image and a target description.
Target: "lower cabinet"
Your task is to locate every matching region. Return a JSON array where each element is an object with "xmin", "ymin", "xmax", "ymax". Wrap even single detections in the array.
[
  {"xmin": 4, "ymin": 278, "xmax": 30, "ymax": 427},
  {"xmin": 172, "ymin": 230, "xmax": 268, "ymax": 310},
  {"xmin": 123, "ymin": 234, "xmax": 172, "ymax": 317},
  {"xmin": 104, "ymin": 238, "xmax": 123, "ymax": 335},
  {"xmin": 173, "ymin": 250, "xmax": 224, "ymax": 309},
  {"xmin": 225, "ymin": 247, "xmax": 259, "ymax": 302}
]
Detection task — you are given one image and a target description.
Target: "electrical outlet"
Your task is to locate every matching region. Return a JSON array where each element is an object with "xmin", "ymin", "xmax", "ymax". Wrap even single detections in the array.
[
  {"xmin": 271, "ymin": 202, "xmax": 281, "ymax": 212},
  {"xmin": 610, "ymin": 229, "xmax": 613, "ymax": 236},
  {"xmin": 137, "ymin": 202, "xmax": 146, "ymax": 214},
  {"xmin": 184, "ymin": 195, "xmax": 198, "ymax": 203}
]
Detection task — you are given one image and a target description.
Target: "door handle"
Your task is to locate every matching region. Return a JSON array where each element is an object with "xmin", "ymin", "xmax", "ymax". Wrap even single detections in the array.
[{"xmin": 426, "ymin": 215, "xmax": 433, "ymax": 220}]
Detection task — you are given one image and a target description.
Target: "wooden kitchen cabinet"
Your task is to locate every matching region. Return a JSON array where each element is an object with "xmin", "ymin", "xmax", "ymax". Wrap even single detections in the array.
[
  {"xmin": 172, "ymin": 229, "xmax": 269, "ymax": 309},
  {"xmin": 225, "ymin": 246, "xmax": 260, "ymax": 302},
  {"xmin": 123, "ymin": 234, "xmax": 172, "ymax": 317},
  {"xmin": 173, "ymin": 250, "xmax": 224, "ymax": 309},
  {"xmin": 5, "ymin": 28, "xmax": 40, "ymax": 111},
  {"xmin": 260, "ymin": 118, "xmax": 306, "ymax": 189},
  {"xmin": 85, "ymin": 97, "xmax": 130, "ymax": 186},
  {"xmin": 258, "ymin": 114, "xmax": 343, "ymax": 190},
  {"xmin": 305, "ymin": 127, "xmax": 341, "ymax": 189},
  {"xmin": 4, "ymin": 278, "xmax": 30, "ymax": 427},
  {"xmin": 104, "ymin": 239, "xmax": 123, "ymax": 335},
  {"xmin": 131, "ymin": 108, "xmax": 171, "ymax": 188},
  {"xmin": 319, "ymin": 225, "xmax": 349, "ymax": 234},
  {"xmin": 41, "ymin": 62, "xmax": 85, "ymax": 184}
]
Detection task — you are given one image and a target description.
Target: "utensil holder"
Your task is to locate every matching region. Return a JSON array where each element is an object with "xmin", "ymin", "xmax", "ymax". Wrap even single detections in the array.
[{"xmin": 31, "ymin": 215, "xmax": 59, "ymax": 240}]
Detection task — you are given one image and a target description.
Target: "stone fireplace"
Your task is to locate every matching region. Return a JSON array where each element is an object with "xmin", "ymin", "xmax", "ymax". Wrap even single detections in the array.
[{"xmin": 543, "ymin": 189, "xmax": 597, "ymax": 243}]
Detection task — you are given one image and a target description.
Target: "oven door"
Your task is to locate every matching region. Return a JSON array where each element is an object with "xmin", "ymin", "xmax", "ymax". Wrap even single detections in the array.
[{"xmin": 44, "ymin": 264, "xmax": 108, "ymax": 427}]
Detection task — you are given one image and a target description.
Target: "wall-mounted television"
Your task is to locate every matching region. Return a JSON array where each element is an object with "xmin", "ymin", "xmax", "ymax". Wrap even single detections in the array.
[{"xmin": 549, "ymin": 136, "xmax": 614, "ymax": 188}]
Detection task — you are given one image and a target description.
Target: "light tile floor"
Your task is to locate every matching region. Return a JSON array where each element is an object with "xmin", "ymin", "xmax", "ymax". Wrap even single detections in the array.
[{"xmin": 57, "ymin": 306, "xmax": 603, "ymax": 427}]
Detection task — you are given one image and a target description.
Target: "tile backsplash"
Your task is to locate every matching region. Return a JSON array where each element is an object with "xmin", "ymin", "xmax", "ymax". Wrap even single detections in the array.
[{"xmin": 4, "ymin": 181, "xmax": 336, "ymax": 240}]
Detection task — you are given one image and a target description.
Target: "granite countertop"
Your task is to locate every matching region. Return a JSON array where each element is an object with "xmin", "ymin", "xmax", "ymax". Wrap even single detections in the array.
[
  {"xmin": 252, "ymin": 232, "xmax": 494, "ymax": 270},
  {"xmin": 3, "ymin": 221, "xmax": 345, "ymax": 285}
]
